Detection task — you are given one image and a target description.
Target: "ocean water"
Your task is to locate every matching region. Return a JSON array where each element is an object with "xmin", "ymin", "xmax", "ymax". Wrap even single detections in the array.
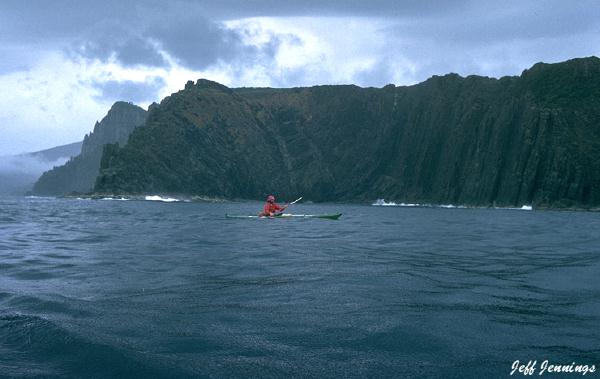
[{"xmin": 0, "ymin": 196, "xmax": 598, "ymax": 378}]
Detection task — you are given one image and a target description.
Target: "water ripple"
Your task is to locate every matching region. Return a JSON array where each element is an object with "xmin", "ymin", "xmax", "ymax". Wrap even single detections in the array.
[{"xmin": 0, "ymin": 197, "xmax": 598, "ymax": 378}]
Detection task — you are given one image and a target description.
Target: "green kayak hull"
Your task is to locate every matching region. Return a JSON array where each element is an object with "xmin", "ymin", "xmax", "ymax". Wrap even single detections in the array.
[{"xmin": 226, "ymin": 213, "xmax": 342, "ymax": 220}]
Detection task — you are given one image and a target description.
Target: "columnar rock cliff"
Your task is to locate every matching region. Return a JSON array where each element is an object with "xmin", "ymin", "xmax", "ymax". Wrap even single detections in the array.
[
  {"xmin": 32, "ymin": 102, "xmax": 147, "ymax": 195},
  {"xmin": 95, "ymin": 58, "xmax": 600, "ymax": 207}
]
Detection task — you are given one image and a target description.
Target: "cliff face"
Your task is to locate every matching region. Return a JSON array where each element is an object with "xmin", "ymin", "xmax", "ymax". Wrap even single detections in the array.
[
  {"xmin": 95, "ymin": 58, "xmax": 600, "ymax": 207},
  {"xmin": 32, "ymin": 102, "xmax": 147, "ymax": 195}
]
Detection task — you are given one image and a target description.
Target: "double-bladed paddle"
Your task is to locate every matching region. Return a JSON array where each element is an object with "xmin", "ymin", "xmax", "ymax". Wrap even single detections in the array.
[{"xmin": 275, "ymin": 196, "xmax": 302, "ymax": 216}]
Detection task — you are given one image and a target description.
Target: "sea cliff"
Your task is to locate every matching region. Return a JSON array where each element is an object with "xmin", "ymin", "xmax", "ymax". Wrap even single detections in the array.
[
  {"xmin": 93, "ymin": 57, "xmax": 600, "ymax": 207},
  {"xmin": 32, "ymin": 102, "xmax": 147, "ymax": 195}
]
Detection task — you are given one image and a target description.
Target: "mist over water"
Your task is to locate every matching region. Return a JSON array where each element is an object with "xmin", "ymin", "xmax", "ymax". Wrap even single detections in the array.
[
  {"xmin": 0, "ymin": 155, "xmax": 69, "ymax": 174},
  {"xmin": 0, "ymin": 155, "xmax": 70, "ymax": 195},
  {"xmin": 0, "ymin": 196, "xmax": 599, "ymax": 378}
]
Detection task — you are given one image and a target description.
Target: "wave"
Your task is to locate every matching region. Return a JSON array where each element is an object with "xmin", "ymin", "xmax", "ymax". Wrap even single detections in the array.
[
  {"xmin": 0, "ymin": 313, "xmax": 186, "ymax": 378},
  {"xmin": 145, "ymin": 195, "xmax": 180, "ymax": 203},
  {"xmin": 372, "ymin": 199, "xmax": 395, "ymax": 206},
  {"xmin": 100, "ymin": 197, "xmax": 129, "ymax": 201},
  {"xmin": 372, "ymin": 199, "xmax": 533, "ymax": 210},
  {"xmin": 372, "ymin": 199, "xmax": 420, "ymax": 207},
  {"xmin": 498, "ymin": 205, "xmax": 533, "ymax": 211},
  {"xmin": 438, "ymin": 204, "xmax": 468, "ymax": 209},
  {"xmin": 372, "ymin": 199, "xmax": 438, "ymax": 208}
]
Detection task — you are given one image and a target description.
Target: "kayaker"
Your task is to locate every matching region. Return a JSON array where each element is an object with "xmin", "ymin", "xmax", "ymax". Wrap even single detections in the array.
[{"xmin": 259, "ymin": 195, "xmax": 287, "ymax": 217}]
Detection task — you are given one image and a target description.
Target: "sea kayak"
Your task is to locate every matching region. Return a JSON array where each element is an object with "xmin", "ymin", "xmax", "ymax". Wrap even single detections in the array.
[{"xmin": 226, "ymin": 213, "xmax": 342, "ymax": 220}]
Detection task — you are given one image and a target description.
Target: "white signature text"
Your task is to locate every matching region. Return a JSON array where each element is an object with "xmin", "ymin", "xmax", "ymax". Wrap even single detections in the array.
[{"xmin": 511, "ymin": 360, "xmax": 596, "ymax": 376}]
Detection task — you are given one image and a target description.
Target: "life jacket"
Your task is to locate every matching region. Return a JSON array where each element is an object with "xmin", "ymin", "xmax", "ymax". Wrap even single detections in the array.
[{"xmin": 261, "ymin": 202, "xmax": 283, "ymax": 216}]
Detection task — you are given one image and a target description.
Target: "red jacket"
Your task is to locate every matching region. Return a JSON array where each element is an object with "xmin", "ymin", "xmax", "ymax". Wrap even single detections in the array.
[{"xmin": 261, "ymin": 202, "xmax": 284, "ymax": 216}]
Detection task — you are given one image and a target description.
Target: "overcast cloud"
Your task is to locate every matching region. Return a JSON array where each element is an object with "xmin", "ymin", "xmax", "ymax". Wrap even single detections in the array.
[{"xmin": 1, "ymin": 0, "xmax": 599, "ymax": 155}]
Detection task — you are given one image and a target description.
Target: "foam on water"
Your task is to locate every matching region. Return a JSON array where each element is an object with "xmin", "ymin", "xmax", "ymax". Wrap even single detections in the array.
[
  {"xmin": 144, "ymin": 195, "xmax": 179, "ymax": 202},
  {"xmin": 373, "ymin": 199, "xmax": 534, "ymax": 211},
  {"xmin": 373, "ymin": 199, "xmax": 464, "ymax": 208},
  {"xmin": 497, "ymin": 205, "xmax": 534, "ymax": 211},
  {"xmin": 372, "ymin": 199, "xmax": 420, "ymax": 207},
  {"xmin": 372, "ymin": 198, "xmax": 397, "ymax": 206}
]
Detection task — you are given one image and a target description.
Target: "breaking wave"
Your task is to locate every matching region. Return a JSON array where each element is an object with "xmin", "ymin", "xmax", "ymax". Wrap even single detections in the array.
[
  {"xmin": 372, "ymin": 199, "xmax": 533, "ymax": 210},
  {"xmin": 499, "ymin": 205, "xmax": 533, "ymax": 211},
  {"xmin": 145, "ymin": 195, "xmax": 180, "ymax": 203}
]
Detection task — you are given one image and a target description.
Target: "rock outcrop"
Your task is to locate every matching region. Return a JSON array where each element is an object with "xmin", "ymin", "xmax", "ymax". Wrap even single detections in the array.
[{"xmin": 32, "ymin": 102, "xmax": 147, "ymax": 195}]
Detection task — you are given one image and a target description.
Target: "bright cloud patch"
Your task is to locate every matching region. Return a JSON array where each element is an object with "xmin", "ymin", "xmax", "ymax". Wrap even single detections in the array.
[
  {"xmin": 0, "ymin": 52, "xmax": 172, "ymax": 155},
  {"xmin": 224, "ymin": 17, "xmax": 415, "ymax": 87},
  {"xmin": 0, "ymin": 53, "xmax": 106, "ymax": 155},
  {"xmin": 92, "ymin": 77, "xmax": 166, "ymax": 104}
]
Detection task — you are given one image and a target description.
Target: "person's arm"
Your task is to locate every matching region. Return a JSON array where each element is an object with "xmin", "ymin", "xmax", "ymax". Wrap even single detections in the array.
[
  {"xmin": 269, "ymin": 203, "xmax": 284, "ymax": 215},
  {"xmin": 260, "ymin": 203, "xmax": 270, "ymax": 216}
]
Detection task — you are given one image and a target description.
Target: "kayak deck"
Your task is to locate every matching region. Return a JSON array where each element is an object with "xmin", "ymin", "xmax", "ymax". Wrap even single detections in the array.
[{"xmin": 226, "ymin": 213, "xmax": 342, "ymax": 220}]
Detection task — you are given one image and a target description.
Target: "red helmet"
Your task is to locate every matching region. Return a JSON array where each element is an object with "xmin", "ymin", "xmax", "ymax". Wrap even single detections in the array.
[{"xmin": 267, "ymin": 195, "xmax": 275, "ymax": 203}]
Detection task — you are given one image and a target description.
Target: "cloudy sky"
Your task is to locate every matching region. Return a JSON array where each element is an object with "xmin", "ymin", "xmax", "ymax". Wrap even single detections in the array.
[{"xmin": 1, "ymin": 0, "xmax": 599, "ymax": 155}]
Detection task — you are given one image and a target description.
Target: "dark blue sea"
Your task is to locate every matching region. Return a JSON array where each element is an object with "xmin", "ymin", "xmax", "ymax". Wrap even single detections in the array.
[{"xmin": 1, "ymin": 196, "xmax": 598, "ymax": 378}]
